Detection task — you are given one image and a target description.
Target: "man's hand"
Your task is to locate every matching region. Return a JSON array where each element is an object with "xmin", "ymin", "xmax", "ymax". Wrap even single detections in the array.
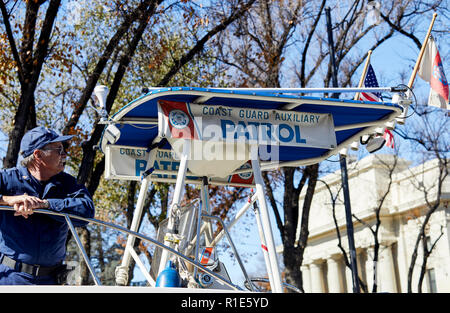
[{"xmin": 2, "ymin": 194, "xmax": 48, "ymax": 219}]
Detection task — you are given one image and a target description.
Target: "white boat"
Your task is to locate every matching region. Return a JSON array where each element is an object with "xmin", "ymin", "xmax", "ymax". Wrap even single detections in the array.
[{"xmin": 1, "ymin": 86, "xmax": 408, "ymax": 293}]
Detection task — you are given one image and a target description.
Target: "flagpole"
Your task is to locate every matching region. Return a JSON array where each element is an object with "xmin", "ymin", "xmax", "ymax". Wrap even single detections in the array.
[
  {"xmin": 407, "ymin": 13, "xmax": 437, "ymax": 89},
  {"xmin": 326, "ymin": 6, "xmax": 360, "ymax": 294},
  {"xmin": 354, "ymin": 50, "xmax": 373, "ymax": 100}
]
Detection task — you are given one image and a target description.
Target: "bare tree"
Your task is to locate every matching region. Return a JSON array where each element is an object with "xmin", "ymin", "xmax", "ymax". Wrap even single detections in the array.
[
  {"xmin": 396, "ymin": 108, "xmax": 449, "ymax": 292},
  {"xmin": 351, "ymin": 155, "xmax": 399, "ymax": 293},
  {"xmin": 319, "ymin": 177, "xmax": 368, "ymax": 293},
  {"xmin": 215, "ymin": 0, "xmax": 445, "ymax": 291}
]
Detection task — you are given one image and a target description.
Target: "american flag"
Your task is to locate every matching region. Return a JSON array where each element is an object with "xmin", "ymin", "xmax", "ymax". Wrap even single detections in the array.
[
  {"xmin": 360, "ymin": 64, "xmax": 383, "ymax": 102},
  {"xmin": 360, "ymin": 64, "xmax": 395, "ymax": 148}
]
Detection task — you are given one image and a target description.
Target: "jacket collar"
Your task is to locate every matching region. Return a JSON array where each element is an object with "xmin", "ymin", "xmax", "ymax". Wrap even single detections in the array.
[{"xmin": 18, "ymin": 166, "xmax": 63, "ymax": 198}]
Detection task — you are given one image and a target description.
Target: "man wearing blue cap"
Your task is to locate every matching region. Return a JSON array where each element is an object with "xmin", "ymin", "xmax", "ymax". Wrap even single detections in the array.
[{"xmin": 0, "ymin": 126, "xmax": 95, "ymax": 285}]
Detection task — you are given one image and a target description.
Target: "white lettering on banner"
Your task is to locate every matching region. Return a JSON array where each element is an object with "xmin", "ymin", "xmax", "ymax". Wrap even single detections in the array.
[{"xmin": 158, "ymin": 101, "xmax": 337, "ymax": 149}]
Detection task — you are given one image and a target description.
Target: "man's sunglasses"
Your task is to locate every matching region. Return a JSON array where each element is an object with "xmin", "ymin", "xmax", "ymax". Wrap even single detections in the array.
[{"xmin": 41, "ymin": 146, "xmax": 66, "ymax": 155}]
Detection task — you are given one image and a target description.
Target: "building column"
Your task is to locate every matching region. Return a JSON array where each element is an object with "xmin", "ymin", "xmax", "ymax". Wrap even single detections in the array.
[
  {"xmin": 301, "ymin": 264, "xmax": 312, "ymax": 293},
  {"xmin": 345, "ymin": 250, "xmax": 365, "ymax": 293},
  {"xmin": 365, "ymin": 247, "xmax": 375, "ymax": 292},
  {"xmin": 309, "ymin": 261, "xmax": 325, "ymax": 293},
  {"xmin": 396, "ymin": 227, "xmax": 409, "ymax": 293},
  {"xmin": 344, "ymin": 261, "xmax": 352, "ymax": 293},
  {"xmin": 327, "ymin": 256, "xmax": 344, "ymax": 293},
  {"xmin": 379, "ymin": 244, "xmax": 398, "ymax": 293}
]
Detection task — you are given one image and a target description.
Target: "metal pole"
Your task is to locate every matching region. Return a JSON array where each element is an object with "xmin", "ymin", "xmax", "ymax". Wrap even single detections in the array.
[
  {"xmin": 115, "ymin": 176, "xmax": 150, "ymax": 285},
  {"xmin": 64, "ymin": 215, "xmax": 102, "ymax": 286},
  {"xmin": 252, "ymin": 201, "xmax": 275, "ymax": 291},
  {"xmin": 326, "ymin": 6, "xmax": 360, "ymax": 293},
  {"xmin": 251, "ymin": 146, "xmax": 283, "ymax": 293},
  {"xmin": 339, "ymin": 153, "xmax": 360, "ymax": 293},
  {"xmin": 210, "ymin": 193, "xmax": 257, "ymax": 246},
  {"xmin": 202, "ymin": 214, "xmax": 256, "ymax": 292},
  {"xmin": 142, "ymin": 86, "xmax": 403, "ymax": 94},
  {"xmin": 193, "ymin": 179, "xmax": 207, "ymax": 280},
  {"xmin": 201, "ymin": 177, "xmax": 214, "ymax": 245},
  {"xmin": 0, "ymin": 206, "xmax": 243, "ymax": 290},
  {"xmin": 158, "ymin": 139, "xmax": 190, "ymax": 275},
  {"xmin": 325, "ymin": 7, "xmax": 338, "ymax": 98}
]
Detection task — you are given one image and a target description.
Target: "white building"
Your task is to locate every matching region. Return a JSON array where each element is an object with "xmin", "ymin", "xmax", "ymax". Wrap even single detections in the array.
[{"xmin": 298, "ymin": 154, "xmax": 450, "ymax": 293}]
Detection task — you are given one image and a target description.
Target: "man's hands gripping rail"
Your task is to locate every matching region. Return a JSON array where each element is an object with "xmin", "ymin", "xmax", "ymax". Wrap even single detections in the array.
[{"xmin": 0, "ymin": 194, "xmax": 49, "ymax": 219}]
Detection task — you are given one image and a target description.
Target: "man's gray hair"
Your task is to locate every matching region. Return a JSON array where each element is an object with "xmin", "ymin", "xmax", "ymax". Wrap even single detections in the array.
[{"xmin": 20, "ymin": 153, "xmax": 36, "ymax": 167}]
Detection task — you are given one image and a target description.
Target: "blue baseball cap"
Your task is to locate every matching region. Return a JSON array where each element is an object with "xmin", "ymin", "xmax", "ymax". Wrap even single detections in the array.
[{"xmin": 20, "ymin": 126, "xmax": 74, "ymax": 158}]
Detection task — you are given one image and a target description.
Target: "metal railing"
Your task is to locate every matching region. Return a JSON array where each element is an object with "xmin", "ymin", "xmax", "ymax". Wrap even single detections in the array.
[{"xmin": 0, "ymin": 206, "xmax": 243, "ymax": 290}]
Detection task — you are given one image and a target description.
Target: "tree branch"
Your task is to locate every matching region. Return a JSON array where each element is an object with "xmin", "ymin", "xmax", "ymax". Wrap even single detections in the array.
[
  {"xmin": 0, "ymin": 0, "xmax": 24, "ymax": 84},
  {"xmin": 157, "ymin": 0, "xmax": 256, "ymax": 86},
  {"xmin": 63, "ymin": 0, "xmax": 157, "ymax": 136},
  {"xmin": 76, "ymin": 0, "xmax": 162, "ymax": 185},
  {"xmin": 300, "ymin": 0, "xmax": 326, "ymax": 87},
  {"xmin": 262, "ymin": 171, "xmax": 284, "ymax": 235},
  {"xmin": 29, "ymin": 0, "xmax": 61, "ymax": 91},
  {"xmin": 380, "ymin": 12, "xmax": 421, "ymax": 49}
]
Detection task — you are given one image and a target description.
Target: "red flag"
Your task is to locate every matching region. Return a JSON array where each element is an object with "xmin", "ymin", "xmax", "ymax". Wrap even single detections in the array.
[
  {"xmin": 158, "ymin": 100, "xmax": 199, "ymax": 140},
  {"xmin": 383, "ymin": 129, "xmax": 394, "ymax": 149},
  {"xmin": 418, "ymin": 36, "xmax": 449, "ymax": 110}
]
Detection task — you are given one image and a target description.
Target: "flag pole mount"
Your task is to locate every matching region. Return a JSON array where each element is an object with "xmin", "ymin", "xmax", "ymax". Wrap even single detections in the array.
[{"xmin": 407, "ymin": 13, "xmax": 437, "ymax": 89}]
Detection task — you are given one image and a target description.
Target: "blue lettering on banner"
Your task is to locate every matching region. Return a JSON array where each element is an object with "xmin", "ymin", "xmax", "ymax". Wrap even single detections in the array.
[
  {"xmin": 221, "ymin": 120, "xmax": 235, "ymax": 139},
  {"xmin": 135, "ymin": 159, "xmax": 147, "ymax": 177},
  {"xmin": 202, "ymin": 106, "xmax": 233, "ymax": 117},
  {"xmin": 295, "ymin": 125, "xmax": 305, "ymax": 143},
  {"xmin": 278, "ymin": 124, "xmax": 293, "ymax": 142},
  {"xmin": 135, "ymin": 159, "xmax": 181, "ymax": 179},
  {"xmin": 238, "ymin": 109, "xmax": 270, "ymax": 120},
  {"xmin": 200, "ymin": 105, "xmax": 320, "ymax": 123},
  {"xmin": 274, "ymin": 112, "xmax": 320, "ymax": 123},
  {"xmin": 220, "ymin": 120, "xmax": 306, "ymax": 144},
  {"xmin": 120, "ymin": 148, "xmax": 146, "ymax": 157}
]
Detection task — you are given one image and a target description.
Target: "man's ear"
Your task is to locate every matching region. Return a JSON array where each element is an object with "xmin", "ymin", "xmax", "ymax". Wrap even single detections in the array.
[{"xmin": 33, "ymin": 149, "xmax": 43, "ymax": 160}]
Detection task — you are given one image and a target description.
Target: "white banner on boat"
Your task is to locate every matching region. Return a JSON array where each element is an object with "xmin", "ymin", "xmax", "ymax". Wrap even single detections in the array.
[
  {"xmin": 158, "ymin": 100, "xmax": 337, "ymax": 149},
  {"xmin": 104, "ymin": 145, "xmax": 254, "ymax": 186}
]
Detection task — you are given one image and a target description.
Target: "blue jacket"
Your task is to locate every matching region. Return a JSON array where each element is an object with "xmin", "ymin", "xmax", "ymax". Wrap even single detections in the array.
[{"xmin": 0, "ymin": 166, "xmax": 95, "ymax": 267}]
